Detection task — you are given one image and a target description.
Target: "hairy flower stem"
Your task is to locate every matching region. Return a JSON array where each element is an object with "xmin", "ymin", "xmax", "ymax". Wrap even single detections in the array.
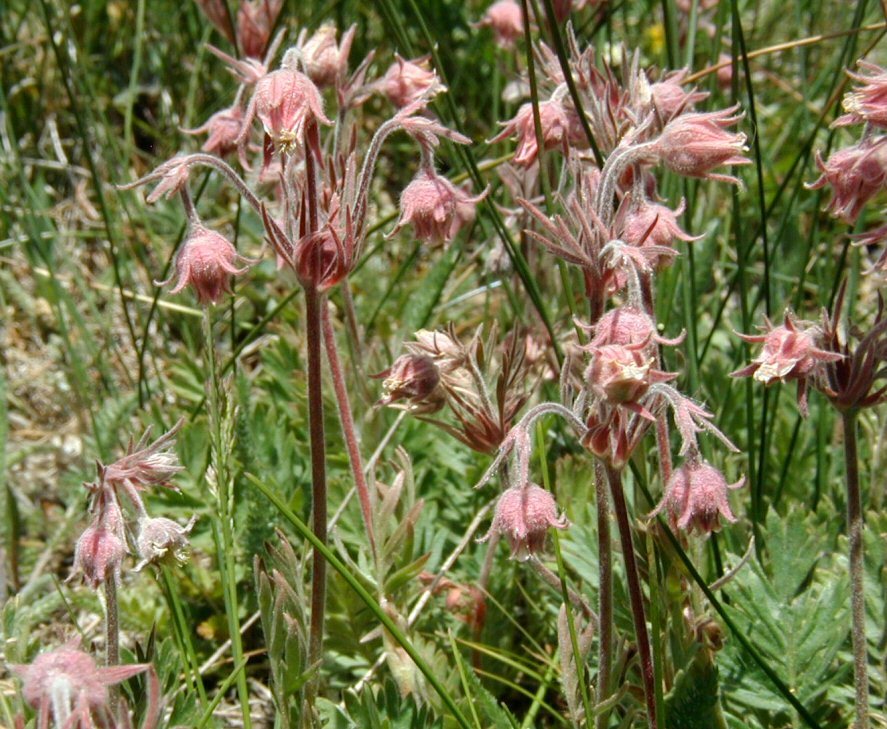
[
  {"xmin": 605, "ymin": 465, "xmax": 657, "ymax": 729},
  {"xmin": 594, "ymin": 460, "xmax": 613, "ymax": 729},
  {"xmin": 104, "ymin": 576, "xmax": 119, "ymax": 714},
  {"xmin": 843, "ymin": 409, "xmax": 870, "ymax": 729},
  {"xmin": 321, "ymin": 303, "xmax": 377, "ymax": 558}
]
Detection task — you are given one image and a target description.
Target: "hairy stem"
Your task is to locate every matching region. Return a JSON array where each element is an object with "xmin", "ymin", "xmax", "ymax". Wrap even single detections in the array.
[
  {"xmin": 606, "ymin": 464, "xmax": 657, "ymax": 729},
  {"xmin": 843, "ymin": 409, "xmax": 870, "ymax": 729},
  {"xmin": 104, "ymin": 576, "xmax": 119, "ymax": 714},
  {"xmin": 321, "ymin": 302, "xmax": 377, "ymax": 558},
  {"xmin": 594, "ymin": 460, "xmax": 613, "ymax": 729}
]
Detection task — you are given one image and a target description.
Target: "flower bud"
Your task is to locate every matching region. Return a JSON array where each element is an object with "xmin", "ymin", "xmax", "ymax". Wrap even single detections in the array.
[
  {"xmin": 657, "ymin": 460, "xmax": 744, "ymax": 535},
  {"xmin": 374, "ymin": 354, "xmax": 442, "ymax": 410},
  {"xmin": 481, "ymin": 484, "xmax": 568, "ymax": 561},
  {"xmin": 237, "ymin": 0, "xmax": 283, "ymax": 60},
  {"xmin": 183, "ymin": 106, "xmax": 244, "ymax": 158},
  {"xmin": 475, "ymin": 0, "xmax": 523, "ymax": 48},
  {"xmin": 382, "ymin": 55, "xmax": 446, "ymax": 108},
  {"xmin": 136, "ymin": 516, "xmax": 196, "ymax": 568},
  {"xmin": 300, "ymin": 24, "xmax": 353, "ymax": 88},
  {"xmin": 491, "ymin": 99, "xmax": 584, "ymax": 167},
  {"xmin": 72, "ymin": 520, "xmax": 126, "ymax": 588}
]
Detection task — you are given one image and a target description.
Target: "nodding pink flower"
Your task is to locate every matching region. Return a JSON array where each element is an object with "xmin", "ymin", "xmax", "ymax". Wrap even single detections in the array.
[
  {"xmin": 475, "ymin": 0, "xmax": 524, "ymax": 48},
  {"xmin": 653, "ymin": 107, "xmax": 750, "ymax": 184},
  {"xmin": 11, "ymin": 642, "xmax": 150, "ymax": 729},
  {"xmin": 237, "ymin": 0, "xmax": 284, "ymax": 59},
  {"xmin": 71, "ymin": 500, "xmax": 127, "ymax": 588},
  {"xmin": 618, "ymin": 196, "xmax": 702, "ymax": 267},
  {"xmin": 481, "ymin": 484, "xmax": 568, "ymax": 561},
  {"xmin": 242, "ymin": 68, "xmax": 330, "ymax": 153},
  {"xmin": 649, "ymin": 70, "xmax": 709, "ymax": 121},
  {"xmin": 491, "ymin": 99, "xmax": 584, "ymax": 167},
  {"xmin": 655, "ymin": 460, "xmax": 744, "ymax": 535},
  {"xmin": 389, "ymin": 169, "xmax": 488, "ymax": 243},
  {"xmin": 299, "ymin": 24, "xmax": 354, "ymax": 88},
  {"xmin": 586, "ymin": 343, "xmax": 676, "ymax": 407},
  {"xmin": 590, "ymin": 306, "xmax": 685, "ymax": 348},
  {"xmin": 834, "ymin": 61, "xmax": 887, "ymax": 128},
  {"xmin": 135, "ymin": 515, "xmax": 196, "ymax": 570},
  {"xmin": 183, "ymin": 105, "xmax": 244, "ymax": 157},
  {"xmin": 382, "ymin": 55, "xmax": 446, "ymax": 108},
  {"xmin": 732, "ymin": 314, "xmax": 842, "ymax": 415},
  {"xmin": 373, "ymin": 353, "xmax": 442, "ymax": 411},
  {"xmin": 141, "ymin": 156, "xmax": 192, "ymax": 204},
  {"xmin": 102, "ymin": 420, "xmax": 184, "ymax": 492},
  {"xmin": 157, "ymin": 225, "xmax": 254, "ymax": 305},
  {"xmin": 806, "ymin": 140, "xmax": 887, "ymax": 223}
]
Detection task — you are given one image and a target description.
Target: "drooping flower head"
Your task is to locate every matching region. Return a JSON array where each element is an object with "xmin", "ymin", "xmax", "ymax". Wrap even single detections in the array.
[
  {"xmin": 834, "ymin": 60, "xmax": 887, "ymax": 128},
  {"xmin": 389, "ymin": 169, "xmax": 488, "ymax": 243},
  {"xmin": 806, "ymin": 139, "xmax": 887, "ymax": 223},
  {"xmin": 653, "ymin": 107, "xmax": 750, "ymax": 184},
  {"xmin": 655, "ymin": 459, "xmax": 744, "ymax": 535},
  {"xmin": 382, "ymin": 55, "xmax": 446, "ymax": 108},
  {"xmin": 481, "ymin": 484, "xmax": 568, "ymax": 561},
  {"xmin": 649, "ymin": 70, "xmax": 709, "ymax": 121},
  {"xmin": 617, "ymin": 196, "xmax": 701, "ymax": 268},
  {"xmin": 298, "ymin": 24, "xmax": 355, "ymax": 88},
  {"xmin": 158, "ymin": 225, "xmax": 254, "ymax": 305},
  {"xmin": 135, "ymin": 515, "xmax": 197, "ymax": 570},
  {"xmin": 475, "ymin": 0, "xmax": 524, "ymax": 48},
  {"xmin": 491, "ymin": 98, "xmax": 584, "ymax": 167},
  {"xmin": 590, "ymin": 306, "xmax": 685, "ymax": 349},
  {"xmin": 71, "ymin": 498, "xmax": 127, "ymax": 588},
  {"xmin": 732, "ymin": 313, "xmax": 842, "ymax": 415},
  {"xmin": 373, "ymin": 353, "xmax": 443, "ymax": 411},
  {"xmin": 585, "ymin": 342, "xmax": 676, "ymax": 407},
  {"xmin": 183, "ymin": 105, "xmax": 244, "ymax": 157},
  {"xmin": 12, "ymin": 642, "xmax": 151, "ymax": 729}
]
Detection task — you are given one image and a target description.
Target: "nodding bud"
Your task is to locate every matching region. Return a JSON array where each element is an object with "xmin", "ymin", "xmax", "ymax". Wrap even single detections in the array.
[
  {"xmin": 481, "ymin": 484, "xmax": 568, "ymax": 561},
  {"xmin": 246, "ymin": 68, "xmax": 330, "ymax": 154},
  {"xmin": 157, "ymin": 225, "xmax": 253, "ymax": 305},
  {"xmin": 71, "ymin": 504, "xmax": 127, "ymax": 588},
  {"xmin": 237, "ymin": 0, "xmax": 284, "ymax": 59},
  {"xmin": 474, "ymin": 0, "xmax": 524, "ymax": 49},
  {"xmin": 653, "ymin": 107, "xmax": 750, "ymax": 185},
  {"xmin": 389, "ymin": 169, "xmax": 487, "ymax": 244},
  {"xmin": 299, "ymin": 24, "xmax": 353, "ymax": 88},
  {"xmin": 586, "ymin": 343, "xmax": 675, "ymax": 406},
  {"xmin": 491, "ymin": 99, "xmax": 584, "ymax": 167},
  {"xmin": 373, "ymin": 353, "xmax": 442, "ymax": 410},
  {"xmin": 589, "ymin": 306, "xmax": 684, "ymax": 349},
  {"xmin": 619, "ymin": 197, "xmax": 701, "ymax": 268},
  {"xmin": 11, "ymin": 642, "xmax": 150, "ymax": 727},
  {"xmin": 834, "ymin": 61, "xmax": 887, "ymax": 128},
  {"xmin": 136, "ymin": 516, "xmax": 196, "ymax": 569},
  {"xmin": 656, "ymin": 460, "xmax": 744, "ymax": 536},
  {"xmin": 382, "ymin": 55, "xmax": 446, "ymax": 108},
  {"xmin": 294, "ymin": 226, "xmax": 350, "ymax": 291},
  {"xmin": 649, "ymin": 70, "xmax": 709, "ymax": 121},
  {"xmin": 183, "ymin": 105, "xmax": 244, "ymax": 158},
  {"xmin": 807, "ymin": 140, "xmax": 887, "ymax": 223}
]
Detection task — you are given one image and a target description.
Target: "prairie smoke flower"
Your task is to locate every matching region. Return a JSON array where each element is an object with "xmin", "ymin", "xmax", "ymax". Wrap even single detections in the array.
[
  {"xmin": 158, "ymin": 225, "xmax": 253, "ymax": 304},
  {"xmin": 618, "ymin": 197, "xmax": 701, "ymax": 267},
  {"xmin": 835, "ymin": 61, "xmax": 887, "ymax": 128},
  {"xmin": 653, "ymin": 107, "xmax": 750, "ymax": 184},
  {"xmin": 586, "ymin": 342, "xmax": 675, "ymax": 407},
  {"xmin": 11, "ymin": 642, "xmax": 150, "ymax": 729},
  {"xmin": 382, "ymin": 55, "xmax": 446, "ymax": 108},
  {"xmin": 655, "ymin": 460, "xmax": 744, "ymax": 535},
  {"xmin": 491, "ymin": 99, "xmax": 584, "ymax": 166},
  {"xmin": 71, "ymin": 502, "xmax": 127, "ymax": 588},
  {"xmin": 481, "ymin": 484, "xmax": 568, "ymax": 561},
  {"xmin": 373, "ymin": 353, "xmax": 442, "ymax": 411},
  {"xmin": 237, "ymin": 0, "xmax": 283, "ymax": 59},
  {"xmin": 807, "ymin": 140, "xmax": 887, "ymax": 223},
  {"xmin": 649, "ymin": 70, "xmax": 708, "ymax": 121},
  {"xmin": 183, "ymin": 105, "xmax": 244, "ymax": 157},
  {"xmin": 136, "ymin": 515, "xmax": 196, "ymax": 569},
  {"xmin": 590, "ymin": 306, "xmax": 684, "ymax": 348},
  {"xmin": 732, "ymin": 314, "xmax": 841, "ymax": 415},
  {"xmin": 101, "ymin": 420, "xmax": 184, "ymax": 492},
  {"xmin": 298, "ymin": 24, "xmax": 354, "ymax": 88},
  {"xmin": 194, "ymin": 0, "xmax": 237, "ymax": 47},
  {"xmin": 475, "ymin": 0, "xmax": 524, "ymax": 48},
  {"xmin": 243, "ymin": 68, "xmax": 330, "ymax": 153},
  {"xmin": 389, "ymin": 169, "xmax": 487, "ymax": 243}
]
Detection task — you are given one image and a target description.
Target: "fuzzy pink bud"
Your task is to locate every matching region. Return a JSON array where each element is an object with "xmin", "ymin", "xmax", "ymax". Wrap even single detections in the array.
[
  {"xmin": 586, "ymin": 343, "xmax": 675, "ymax": 406},
  {"xmin": 619, "ymin": 197, "xmax": 701, "ymax": 268},
  {"xmin": 158, "ymin": 225, "xmax": 253, "ymax": 305},
  {"xmin": 476, "ymin": 0, "xmax": 524, "ymax": 48},
  {"xmin": 649, "ymin": 71, "xmax": 708, "ymax": 120},
  {"xmin": 373, "ymin": 354, "xmax": 442, "ymax": 410},
  {"xmin": 491, "ymin": 99, "xmax": 584, "ymax": 167},
  {"xmin": 72, "ymin": 504, "xmax": 127, "ymax": 588},
  {"xmin": 834, "ymin": 61, "xmax": 887, "ymax": 128},
  {"xmin": 591, "ymin": 307, "xmax": 657, "ymax": 347},
  {"xmin": 807, "ymin": 140, "xmax": 887, "ymax": 223},
  {"xmin": 481, "ymin": 484, "xmax": 568, "ymax": 561},
  {"xmin": 382, "ymin": 55, "xmax": 446, "ymax": 108},
  {"xmin": 656, "ymin": 460, "xmax": 744, "ymax": 535},
  {"xmin": 247, "ymin": 68, "xmax": 330, "ymax": 153},
  {"xmin": 183, "ymin": 106, "xmax": 244, "ymax": 157},
  {"xmin": 654, "ymin": 107, "xmax": 750, "ymax": 184},
  {"xmin": 300, "ymin": 24, "xmax": 354, "ymax": 88},
  {"xmin": 389, "ymin": 169, "xmax": 488, "ymax": 243}
]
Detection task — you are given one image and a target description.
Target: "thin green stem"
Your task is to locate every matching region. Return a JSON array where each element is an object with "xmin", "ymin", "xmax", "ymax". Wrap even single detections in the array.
[{"xmin": 594, "ymin": 460, "xmax": 613, "ymax": 729}]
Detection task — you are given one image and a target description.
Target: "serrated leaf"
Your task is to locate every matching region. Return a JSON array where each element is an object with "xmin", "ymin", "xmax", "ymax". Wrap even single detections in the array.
[{"xmin": 665, "ymin": 652, "xmax": 724, "ymax": 729}]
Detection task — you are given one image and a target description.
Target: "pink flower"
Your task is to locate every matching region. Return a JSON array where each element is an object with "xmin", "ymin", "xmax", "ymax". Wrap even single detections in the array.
[
  {"xmin": 481, "ymin": 484, "xmax": 568, "ymax": 561},
  {"xmin": 299, "ymin": 24, "xmax": 354, "ymax": 88},
  {"xmin": 183, "ymin": 105, "xmax": 244, "ymax": 157},
  {"xmin": 158, "ymin": 225, "xmax": 253, "ymax": 304},
  {"xmin": 653, "ymin": 107, "xmax": 750, "ymax": 184},
  {"xmin": 834, "ymin": 61, "xmax": 887, "ymax": 128},
  {"xmin": 586, "ymin": 343, "xmax": 675, "ymax": 407},
  {"xmin": 618, "ymin": 196, "xmax": 701, "ymax": 268},
  {"xmin": 807, "ymin": 140, "xmax": 887, "ymax": 223},
  {"xmin": 590, "ymin": 306, "xmax": 684, "ymax": 348},
  {"xmin": 649, "ymin": 70, "xmax": 708, "ymax": 121},
  {"xmin": 732, "ymin": 314, "xmax": 842, "ymax": 415},
  {"xmin": 11, "ymin": 642, "xmax": 150, "ymax": 729},
  {"xmin": 389, "ymin": 169, "xmax": 487, "ymax": 243},
  {"xmin": 491, "ymin": 99, "xmax": 584, "ymax": 166},
  {"xmin": 476, "ymin": 0, "xmax": 524, "ymax": 48},
  {"xmin": 382, "ymin": 55, "xmax": 446, "ymax": 108},
  {"xmin": 72, "ymin": 516, "xmax": 127, "ymax": 588},
  {"xmin": 655, "ymin": 460, "xmax": 744, "ymax": 535},
  {"xmin": 237, "ymin": 0, "xmax": 283, "ymax": 60},
  {"xmin": 374, "ymin": 353, "xmax": 442, "ymax": 410},
  {"xmin": 136, "ymin": 515, "xmax": 196, "ymax": 569},
  {"xmin": 243, "ymin": 68, "xmax": 330, "ymax": 153},
  {"xmin": 102, "ymin": 420, "xmax": 184, "ymax": 492}
]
